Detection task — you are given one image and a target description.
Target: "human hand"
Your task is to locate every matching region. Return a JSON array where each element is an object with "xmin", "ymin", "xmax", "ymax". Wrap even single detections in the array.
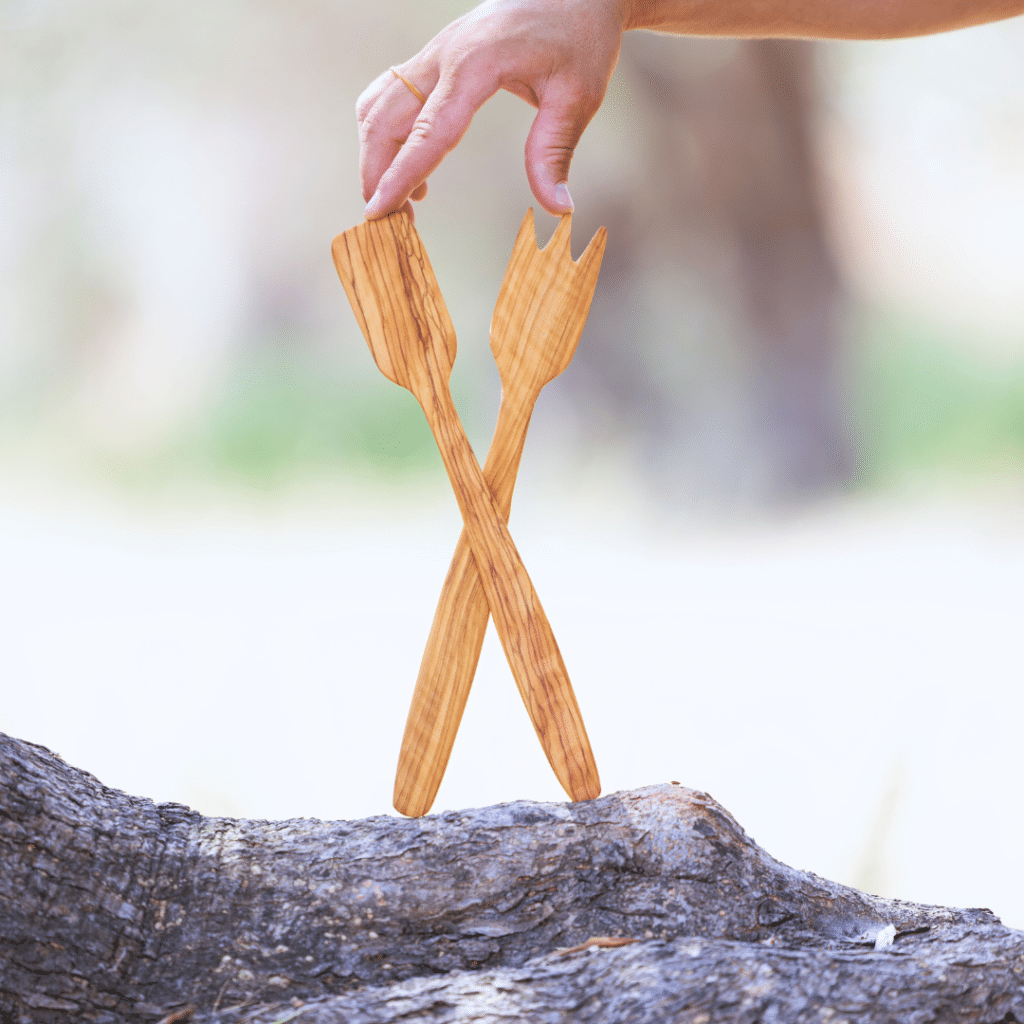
[{"xmin": 357, "ymin": 0, "xmax": 627, "ymax": 220}]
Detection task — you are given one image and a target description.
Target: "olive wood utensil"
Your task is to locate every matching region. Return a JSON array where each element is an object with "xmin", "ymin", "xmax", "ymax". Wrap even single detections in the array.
[
  {"xmin": 332, "ymin": 211, "xmax": 601, "ymax": 805},
  {"xmin": 393, "ymin": 210, "xmax": 606, "ymax": 817}
]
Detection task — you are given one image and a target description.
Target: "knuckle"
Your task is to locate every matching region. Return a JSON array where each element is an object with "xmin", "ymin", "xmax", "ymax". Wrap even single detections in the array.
[
  {"xmin": 442, "ymin": 46, "xmax": 473, "ymax": 81},
  {"xmin": 355, "ymin": 93, "xmax": 374, "ymax": 123},
  {"xmin": 406, "ymin": 115, "xmax": 439, "ymax": 147},
  {"xmin": 542, "ymin": 137, "xmax": 577, "ymax": 164},
  {"xmin": 358, "ymin": 104, "xmax": 390, "ymax": 144},
  {"xmin": 437, "ymin": 40, "xmax": 492, "ymax": 94},
  {"xmin": 542, "ymin": 122, "xmax": 581, "ymax": 156},
  {"xmin": 357, "ymin": 114, "xmax": 374, "ymax": 146}
]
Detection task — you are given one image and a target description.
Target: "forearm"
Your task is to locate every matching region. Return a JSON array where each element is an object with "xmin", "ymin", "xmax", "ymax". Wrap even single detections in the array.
[
  {"xmin": 624, "ymin": 0, "xmax": 1024, "ymax": 40},
  {"xmin": 357, "ymin": 0, "xmax": 1023, "ymax": 221}
]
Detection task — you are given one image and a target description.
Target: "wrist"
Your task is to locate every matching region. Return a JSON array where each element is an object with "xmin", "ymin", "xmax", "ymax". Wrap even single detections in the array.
[
  {"xmin": 621, "ymin": 0, "xmax": 647, "ymax": 32},
  {"xmin": 621, "ymin": 0, "xmax": 703, "ymax": 33},
  {"xmin": 619, "ymin": 0, "xmax": 641, "ymax": 32}
]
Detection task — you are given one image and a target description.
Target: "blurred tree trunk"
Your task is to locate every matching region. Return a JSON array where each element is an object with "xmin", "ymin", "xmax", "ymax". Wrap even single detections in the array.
[
  {"xmin": 575, "ymin": 39, "xmax": 850, "ymax": 502},
  {"xmin": 3, "ymin": 732, "xmax": 1024, "ymax": 1024}
]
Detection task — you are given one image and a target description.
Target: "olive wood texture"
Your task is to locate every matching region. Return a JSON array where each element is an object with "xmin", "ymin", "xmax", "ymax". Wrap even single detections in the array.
[
  {"xmin": 331, "ymin": 212, "xmax": 600, "ymax": 805},
  {"xmin": 393, "ymin": 210, "xmax": 606, "ymax": 817}
]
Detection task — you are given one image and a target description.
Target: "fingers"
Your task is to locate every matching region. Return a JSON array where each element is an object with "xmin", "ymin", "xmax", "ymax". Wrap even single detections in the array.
[
  {"xmin": 364, "ymin": 68, "xmax": 498, "ymax": 220},
  {"xmin": 355, "ymin": 0, "xmax": 623, "ymax": 219},
  {"xmin": 358, "ymin": 67, "xmax": 437, "ymax": 204},
  {"xmin": 356, "ymin": 67, "xmax": 398, "ymax": 126},
  {"xmin": 524, "ymin": 82, "xmax": 598, "ymax": 216}
]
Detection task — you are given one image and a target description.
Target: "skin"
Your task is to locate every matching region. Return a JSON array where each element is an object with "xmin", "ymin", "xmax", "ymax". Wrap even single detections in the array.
[{"xmin": 358, "ymin": 0, "xmax": 1024, "ymax": 220}]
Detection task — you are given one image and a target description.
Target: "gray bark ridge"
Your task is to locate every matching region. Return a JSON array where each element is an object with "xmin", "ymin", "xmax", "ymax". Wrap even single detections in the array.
[{"xmin": 1, "ymin": 731, "xmax": 1021, "ymax": 1023}]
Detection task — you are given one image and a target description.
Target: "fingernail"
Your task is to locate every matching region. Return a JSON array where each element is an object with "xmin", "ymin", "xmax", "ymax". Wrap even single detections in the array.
[
  {"xmin": 554, "ymin": 182, "xmax": 574, "ymax": 212},
  {"xmin": 364, "ymin": 193, "xmax": 383, "ymax": 219}
]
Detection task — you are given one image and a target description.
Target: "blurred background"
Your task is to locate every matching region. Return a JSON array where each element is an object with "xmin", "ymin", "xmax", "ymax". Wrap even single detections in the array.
[{"xmin": 2, "ymin": 1, "xmax": 1023, "ymax": 926}]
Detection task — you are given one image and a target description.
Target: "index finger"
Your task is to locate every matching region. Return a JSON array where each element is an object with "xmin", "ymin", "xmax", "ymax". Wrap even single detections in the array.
[
  {"xmin": 356, "ymin": 67, "xmax": 401, "ymax": 125},
  {"xmin": 363, "ymin": 67, "xmax": 497, "ymax": 219},
  {"xmin": 359, "ymin": 72, "xmax": 433, "ymax": 203}
]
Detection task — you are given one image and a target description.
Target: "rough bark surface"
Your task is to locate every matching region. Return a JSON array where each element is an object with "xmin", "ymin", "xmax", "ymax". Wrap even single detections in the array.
[{"xmin": 1, "ymin": 732, "xmax": 1022, "ymax": 1024}]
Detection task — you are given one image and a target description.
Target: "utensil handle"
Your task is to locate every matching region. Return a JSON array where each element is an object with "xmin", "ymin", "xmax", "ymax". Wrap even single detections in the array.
[
  {"xmin": 394, "ymin": 392, "xmax": 535, "ymax": 817},
  {"xmin": 415, "ymin": 376, "xmax": 600, "ymax": 805}
]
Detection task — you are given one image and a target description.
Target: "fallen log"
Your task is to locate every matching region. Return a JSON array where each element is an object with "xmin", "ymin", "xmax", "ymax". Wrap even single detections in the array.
[{"xmin": 1, "ymin": 732, "xmax": 1021, "ymax": 1023}]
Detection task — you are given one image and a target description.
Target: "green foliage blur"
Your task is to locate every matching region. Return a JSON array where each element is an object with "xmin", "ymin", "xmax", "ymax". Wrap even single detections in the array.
[
  {"xmin": 2, "ymin": 3, "xmax": 1022, "ymax": 502},
  {"xmin": 855, "ymin": 318, "xmax": 1024, "ymax": 486},
  {"xmin": 111, "ymin": 312, "xmax": 1023, "ymax": 493},
  {"xmin": 200, "ymin": 361, "xmax": 436, "ymax": 486}
]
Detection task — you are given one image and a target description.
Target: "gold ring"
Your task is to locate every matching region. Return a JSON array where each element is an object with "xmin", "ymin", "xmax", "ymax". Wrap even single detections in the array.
[{"xmin": 390, "ymin": 67, "xmax": 427, "ymax": 105}]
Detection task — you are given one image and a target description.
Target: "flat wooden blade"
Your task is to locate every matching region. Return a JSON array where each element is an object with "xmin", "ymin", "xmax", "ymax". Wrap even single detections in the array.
[{"xmin": 332, "ymin": 211, "xmax": 457, "ymax": 392}]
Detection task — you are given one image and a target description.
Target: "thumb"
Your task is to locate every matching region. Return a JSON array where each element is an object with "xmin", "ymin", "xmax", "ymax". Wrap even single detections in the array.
[{"xmin": 524, "ymin": 88, "xmax": 593, "ymax": 215}]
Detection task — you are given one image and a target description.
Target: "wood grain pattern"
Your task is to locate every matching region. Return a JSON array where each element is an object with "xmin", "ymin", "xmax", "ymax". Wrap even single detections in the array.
[
  {"xmin": 393, "ymin": 211, "xmax": 606, "ymax": 816},
  {"xmin": 332, "ymin": 211, "xmax": 601, "ymax": 805}
]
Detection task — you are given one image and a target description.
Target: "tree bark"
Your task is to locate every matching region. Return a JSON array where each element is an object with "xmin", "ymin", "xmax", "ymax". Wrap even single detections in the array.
[{"xmin": 2, "ymin": 731, "xmax": 1021, "ymax": 1024}]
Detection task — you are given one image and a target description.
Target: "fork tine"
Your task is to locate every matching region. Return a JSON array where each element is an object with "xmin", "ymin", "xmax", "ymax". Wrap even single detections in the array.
[
  {"xmin": 544, "ymin": 212, "xmax": 573, "ymax": 258},
  {"xmin": 492, "ymin": 209, "xmax": 542, "ymax": 362},
  {"xmin": 574, "ymin": 225, "xmax": 607, "ymax": 276},
  {"xmin": 511, "ymin": 208, "xmax": 539, "ymax": 261}
]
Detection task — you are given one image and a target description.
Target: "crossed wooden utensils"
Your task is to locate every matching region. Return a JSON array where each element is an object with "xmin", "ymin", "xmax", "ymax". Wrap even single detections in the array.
[{"xmin": 333, "ymin": 209, "xmax": 606, "ymax": 817}]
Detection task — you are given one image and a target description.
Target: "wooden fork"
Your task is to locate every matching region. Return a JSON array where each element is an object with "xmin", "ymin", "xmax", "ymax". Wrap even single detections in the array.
[
  {"xmin": 332, "ymin": 211, "xmax": 601, "ymax": 807},
  {"xmin": 393, "ymin": 210, "xmax": 606, "ymax": 817}
]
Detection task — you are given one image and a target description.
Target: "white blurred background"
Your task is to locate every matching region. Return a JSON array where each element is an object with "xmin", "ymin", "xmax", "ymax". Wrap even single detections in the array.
[{"xmin": 1, "ymin": 2, "xmax": 1023, "ymax": 927}]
